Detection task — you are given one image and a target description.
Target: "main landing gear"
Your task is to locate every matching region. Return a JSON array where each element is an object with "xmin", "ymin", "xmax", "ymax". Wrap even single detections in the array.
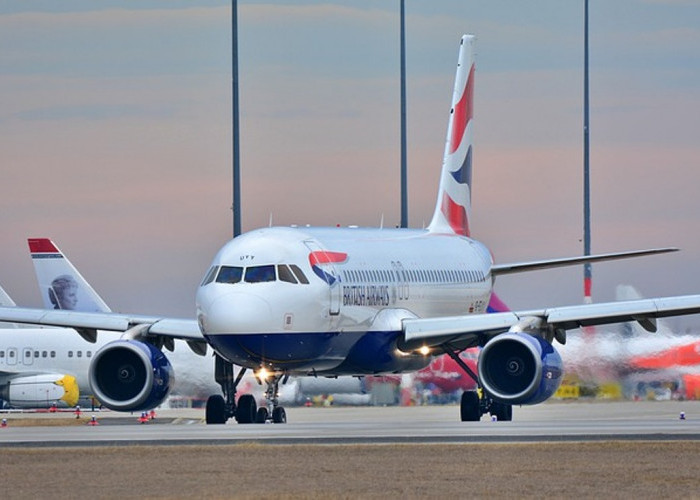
[
  {"xmin": 459, "ymin": 390, "xmax": 512, "ymax": 422},
  {"xmin": 205, "ymin": 355, "xmax": 288, "ymax": 425},
  {"xmin": 442, "ymin": 346, "xmax": 513, "ymax": 422}
]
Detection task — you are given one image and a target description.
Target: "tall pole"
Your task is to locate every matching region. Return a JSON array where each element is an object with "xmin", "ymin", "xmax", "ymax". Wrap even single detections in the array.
[
  {"xmin": 232, "ymin": 0, "xmax": 242, "ymax": 237},
  {"xmin": 399, "ymin": 0, "xmax": 408, "ymax": 228},
  {"xmin": 583, "ymin": 0, "xmax": 592, "ymax": 303}
]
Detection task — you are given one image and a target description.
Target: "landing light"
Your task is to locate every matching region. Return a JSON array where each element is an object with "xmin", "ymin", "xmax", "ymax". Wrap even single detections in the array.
[
  {"xmin": 419, "ymin": 346, "xmax": 431, "ymax": 356},
  {"xmin": 256, "ymin": 367, "xmax": 270, "ymax": 382}
]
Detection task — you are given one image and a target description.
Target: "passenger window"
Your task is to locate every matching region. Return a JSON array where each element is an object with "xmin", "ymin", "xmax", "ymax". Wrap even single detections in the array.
[
  {"xmin": 87, "ymin": 351, "xmax": 92, "ymax": 358},
  {"xmin": 68, "ymin": 351, "xmax": 73, "ymax": 358},
  {"xmin": 9, "ymin": 351, "xmax": 15, "ymax": 358},
  {"xmin": 42, "ymin": 351, "xmax": 48, "ymax": 358},
  {"xmin": 277, "ymin": 265, "xmax": 298, "ymax": 284},
  {"xmin": 245, "ymin": 265, "xmax": 276, "ymax": 283},
  {"xmin": 77, "ymin": 351, "xmax": 82, "ymax": 358},
  {"xmin": 25, "ymin": 350, "xmax": 31, "ymax": 358},
  {"xmin": 200, "ymin": 266, "xmax": 219, "ymax": 286},
  {"xmin": 290, "ymin": 265, "xmax": 310, "ymax": 284},
  {"xmin": 50, "ymin": 351, "xmax": 56, "ymax": 358},
  {"xmin": 216, "ymin": 266, "xmax": 244, "ymax": 284},
  {"xmin": 34, "ymin": 351, "xmax": 40, "ymax": 358},
  {"xmin": 0, "ymin": 351, "xmax": 4, "ymax": 358}
]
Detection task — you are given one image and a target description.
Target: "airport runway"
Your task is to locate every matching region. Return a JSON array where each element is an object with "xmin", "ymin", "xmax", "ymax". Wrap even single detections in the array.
[{"xmin": 2, "ymin": 400, "xmax": 700, "ymax": 447}]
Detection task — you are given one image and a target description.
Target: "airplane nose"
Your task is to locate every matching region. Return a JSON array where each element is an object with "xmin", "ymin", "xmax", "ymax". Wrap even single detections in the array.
[{"xmin": 201, "ymin": 292, "xmax": 273, "ymax": 334}]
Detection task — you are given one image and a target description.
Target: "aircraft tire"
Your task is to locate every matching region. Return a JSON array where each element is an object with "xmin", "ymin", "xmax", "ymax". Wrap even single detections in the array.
[
  {"xmin": 272, "ymin": 406, "xmax": 287, "ymax": 424},
  {"xmin": 236, "ymin": 394, "xmax": 257, "ymax": 424},
  {"xmin": 205, "ymin": 395, "xmax": 227, "ymax": 424},
  {"xmin": 255, "ymin": 407, "xmax": 269, "ymax": 424},
  {"xmin": 460, "ymin": 391, "xmax": 481, "ymax": 422},
  {"xmin": 491, "ymin": 401, "xmax": 513, "ymax": 422}
]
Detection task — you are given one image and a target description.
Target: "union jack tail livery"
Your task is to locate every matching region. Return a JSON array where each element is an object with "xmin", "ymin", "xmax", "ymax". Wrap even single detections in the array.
[{"xmin": 428, "ymin": 35, "xmax": 475, "ymax": 237}]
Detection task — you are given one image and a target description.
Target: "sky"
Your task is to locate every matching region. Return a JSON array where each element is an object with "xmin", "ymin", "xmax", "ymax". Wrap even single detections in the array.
[{"xmin": 1, "ymin": 0, "xmax": 700, "ymax": 325}]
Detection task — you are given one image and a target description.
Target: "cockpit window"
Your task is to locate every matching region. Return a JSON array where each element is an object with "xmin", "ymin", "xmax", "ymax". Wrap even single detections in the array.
[
  {"xmin": 244, "ymin": 265, "xmax": 276, "ymax": 283},
  {"xmin": 277, "ymin": 265, "xmax": 298, "ymax": 284},
  {"xmin": 216, "ymin": 266, "xmax": 244, "ymax": 284},
  {"xmin": 290, "ymin": 264, "xmax": 310, "ymax": 284},
  {"xmin": 200, "ymin": 266, "xmax": 219, "ymax": 286}
]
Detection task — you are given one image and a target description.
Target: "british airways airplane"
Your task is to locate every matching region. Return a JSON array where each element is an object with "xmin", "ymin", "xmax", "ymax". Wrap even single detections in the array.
[{"xmin": 2, "ymin": 35, "xmax": 700, "ymax": 424}]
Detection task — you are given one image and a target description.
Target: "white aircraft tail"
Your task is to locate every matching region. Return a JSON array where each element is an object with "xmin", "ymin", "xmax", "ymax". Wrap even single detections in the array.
[
  {"xmin": 428, "ymin": 34, "xmax": 475, "ymax": 237},
  {"xmin": 0, "ymin": 284, "xmax": 16, "ymax": 307},
  {"xmin": 28, "ymin": 238, "xmax": 111, "ymax": 313},
  {"xmin": 0, "ymin": 284, "xmax": 19, "ymax": 328}
]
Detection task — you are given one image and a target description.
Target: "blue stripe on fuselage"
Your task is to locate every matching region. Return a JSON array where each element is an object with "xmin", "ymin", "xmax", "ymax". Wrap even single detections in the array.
[{"xmin": 204, "ymin": 330, "xmax": 430, "ymax": 375}]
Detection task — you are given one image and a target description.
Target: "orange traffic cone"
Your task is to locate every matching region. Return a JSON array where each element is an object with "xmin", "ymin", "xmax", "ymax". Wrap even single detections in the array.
[
  {"xmin": 1, "ymin": 418, "xmax": 7, "ymax": 428},
  {"xmin": 87, "ymin": 415, "xmax": 99, "ymax": 426},
  {"xmin": 138, "ymin": 412, "xmax": 149, "ymax": 424}
]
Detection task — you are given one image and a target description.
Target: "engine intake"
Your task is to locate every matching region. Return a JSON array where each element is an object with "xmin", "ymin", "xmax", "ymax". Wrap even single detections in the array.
[
  {"xmin": 89, "ymin": 340, "xmax": 174, "ymax": 412},
  {"xmin": 478, "ymin": 332, "xmax": 562, "ymax": 405}
]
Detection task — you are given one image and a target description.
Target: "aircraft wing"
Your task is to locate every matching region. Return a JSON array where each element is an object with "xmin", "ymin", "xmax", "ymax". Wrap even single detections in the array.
[
  {"xmin": 0, "ymin": 306, "xmax": 202, "ymax": 340},
  {"xmin": 491, "ymin": 248, "xmax": 678, "ymax": 276},
  {"xmin": 400, "ymin": 294, "xmax": 700, "ymax": 351}
]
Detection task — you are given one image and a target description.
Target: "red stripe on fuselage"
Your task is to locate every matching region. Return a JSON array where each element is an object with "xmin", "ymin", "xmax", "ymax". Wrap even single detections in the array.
[{"xmin": 449, "ymin": 64, "xmax": 475, "ymax": 155}]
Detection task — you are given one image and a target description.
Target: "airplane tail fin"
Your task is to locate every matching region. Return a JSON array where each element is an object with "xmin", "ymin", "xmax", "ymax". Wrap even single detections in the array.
[
  {"xmin": 0, "ymin": 284, "xmax": 19, "ymax": 328},
  {"xmin": 427, "ymin": 35, "xmax": 475, "ymax": 237},
  {"xmin": 0, "ymin": 284, "xmax": 16, "ymax": 307},
  {"xmin": 28, "ymin": 238, "xmax": 111, "ymax": 313}
]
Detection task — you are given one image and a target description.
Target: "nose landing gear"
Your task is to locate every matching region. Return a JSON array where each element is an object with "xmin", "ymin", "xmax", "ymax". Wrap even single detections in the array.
[
  {"xmin": 258, "ymin": 372, "xmax": 287, "ymax": 424},
  {"xmin": 205, "ymin": 356, "xmax": 289, "ymax": 425}
]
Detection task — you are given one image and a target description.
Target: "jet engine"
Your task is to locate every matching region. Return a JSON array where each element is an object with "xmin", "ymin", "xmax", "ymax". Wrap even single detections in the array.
[
  {"xmin": 88, "ymin": 340, "xmax": 174, "ymax": 411},
  {"xmin": 477, "ymin": 332, "xmax": 563, "ymax": 405},
  {"xmin": 1, "ymin": 374, "xmax": 79, "ymax": 408}
]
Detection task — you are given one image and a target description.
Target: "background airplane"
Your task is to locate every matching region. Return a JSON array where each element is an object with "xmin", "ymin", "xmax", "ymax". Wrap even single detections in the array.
[
  {"xmin": 561, "ymin": 285, "xmax": 700, "ymax": 400},
  {"xmin": 26, "ymin": 238, "xmax": 224, "ymax": 407},
  {"xmin": 0, "ymin": 284, "xmax": 80, "ymax": 408},
  {"xmin": 0, "ymin": 238, "xmax": 225, "ymax": 410},
  {"xmin": 3, "ymin": 36, "xmax": 700, "ymax": 426}
]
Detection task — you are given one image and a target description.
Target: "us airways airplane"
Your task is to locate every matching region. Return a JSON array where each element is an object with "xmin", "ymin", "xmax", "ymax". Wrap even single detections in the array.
[{"xmin": 3, "ymin": 35, "xmax": 700, "ymax": 425}]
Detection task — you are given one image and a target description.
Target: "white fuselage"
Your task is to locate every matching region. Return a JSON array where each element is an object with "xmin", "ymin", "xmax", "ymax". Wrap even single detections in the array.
[{"xmin": 196, "ymin": 227, "xmax": 493, "ymax": 376}]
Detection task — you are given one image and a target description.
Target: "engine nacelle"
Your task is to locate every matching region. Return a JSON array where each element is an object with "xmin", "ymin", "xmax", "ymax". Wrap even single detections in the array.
[
  {"xmin": 89, "ymin": 340, "xmax": 174, "ymax": 412},
  {"xmin": 1, "ymin": 374, "xmax": 79, "ymax": 408},
  {"xmin": 478, "ymin": 332, "xmax": 563, "ymax": 405}
]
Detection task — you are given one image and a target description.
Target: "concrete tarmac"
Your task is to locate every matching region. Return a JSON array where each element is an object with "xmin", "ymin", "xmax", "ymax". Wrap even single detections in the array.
[{"xmin": 2, "ymin": 400, "xmax": 700, "ymax": 447}]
